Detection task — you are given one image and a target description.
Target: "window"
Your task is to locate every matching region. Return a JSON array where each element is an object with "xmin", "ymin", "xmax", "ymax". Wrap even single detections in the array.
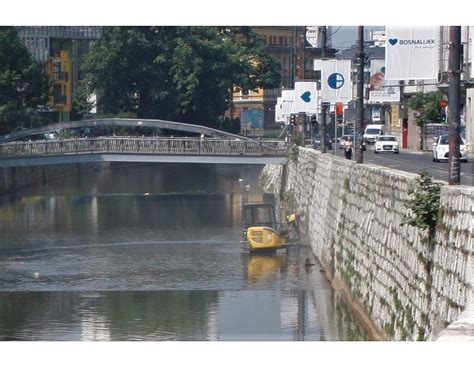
[
  {"xmin": 53, "ymin": 85, "xmax": 63, "ymax": 104},
  {"xmin": 379, "ymin": 136, "xmax": 396, "ymax": 141},
  {"xmin": 53, "ymin": 61, "xmax": 61, "ymax": 81}
]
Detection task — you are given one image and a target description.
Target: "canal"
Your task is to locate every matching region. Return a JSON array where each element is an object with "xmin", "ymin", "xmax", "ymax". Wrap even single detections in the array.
[{"xmin": 0, "ymin": 163, "xmax": 367, "ymax": 341}]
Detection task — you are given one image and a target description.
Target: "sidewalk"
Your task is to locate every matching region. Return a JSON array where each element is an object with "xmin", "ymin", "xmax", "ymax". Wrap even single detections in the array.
[{"xmin": 436, "ymin": 292, "xmax": 474, "ymax": 341}]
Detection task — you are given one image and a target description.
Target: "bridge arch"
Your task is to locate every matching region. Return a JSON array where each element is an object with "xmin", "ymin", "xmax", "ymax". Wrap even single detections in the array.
[{"xmin": 0, "ymin": 118, "xmax": 250, "ymax": 143}]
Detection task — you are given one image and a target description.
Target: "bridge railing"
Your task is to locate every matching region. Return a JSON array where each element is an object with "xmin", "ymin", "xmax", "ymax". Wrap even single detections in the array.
[{"xmin": 0, "ymin": 137, "xmax": 288, "ymax": 158}]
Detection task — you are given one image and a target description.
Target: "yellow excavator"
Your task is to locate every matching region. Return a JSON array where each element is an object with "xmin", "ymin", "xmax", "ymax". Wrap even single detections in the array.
[{"xmin": 241, "ymin": 203, "xmax": 299, "ymax": 253}]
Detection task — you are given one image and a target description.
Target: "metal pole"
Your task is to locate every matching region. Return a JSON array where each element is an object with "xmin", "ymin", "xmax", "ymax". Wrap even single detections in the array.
[
  {"xmin": 320, "ymin": 26, "xmax": 327, "ymax": 153},
  {"xmin": 355, "ymin": 26, "xmax": 365, "ymax": 163},
  {"xmin": 448, "ymin": 26, "xmax": 462, "ymax": 185},
  {"xmin": 342, "ymin": 107, "xmax": 345, "ymax": 136}
]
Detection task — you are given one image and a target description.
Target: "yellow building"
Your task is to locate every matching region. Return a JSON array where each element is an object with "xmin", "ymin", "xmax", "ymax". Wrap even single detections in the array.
[
  {"xmin": 46, "ymin": 50, "xmax": 73, "ymax": 117},
  {"xmin": 18, "ymin": 26, "xmax": 102, "ymax": 122}
]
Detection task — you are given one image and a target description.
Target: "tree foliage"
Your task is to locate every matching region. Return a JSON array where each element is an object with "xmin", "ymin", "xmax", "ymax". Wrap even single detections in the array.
[
  {"xmin": 76, "ymin": 26, "xmax": 281, "ymax": 129},
  {"xmin": 407, "ymin": 91, "xmax": 445, "ymax": 128},
  {"xmin": 0, "ymin": 27, "xmax": 50, "ymax": 134}
]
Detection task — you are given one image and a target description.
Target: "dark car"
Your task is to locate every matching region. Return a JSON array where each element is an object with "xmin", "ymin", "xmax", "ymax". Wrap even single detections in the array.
[{"xmin": 313, "ymin": 134, "xmax": 333, "ymax": 150}]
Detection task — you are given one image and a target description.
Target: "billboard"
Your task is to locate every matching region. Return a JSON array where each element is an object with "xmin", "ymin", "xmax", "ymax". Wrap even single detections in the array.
[
  {"xmin": 280, "ymin": 89, "xmax": 294, "ymax": 117},
  {"xmin": 241, "ymin": 109, "xmax": 264, "ymax": 136},
  {"xmin": 320, "ymin": 60, "xmax": 352, "ymax": 103},
  {"xmin": 385, "ymin": 26, "xmax": 440, "ymax": 80},
  {"xmin": 290, "ymin": 81, "xmax": 319, "ymax": 114},
  {"xmin": 368, "ymin": 59, "xmax": 400, "ymax": 103},
  {"xmin": 275, "ymin": 97, "xmax": 285, "ymax": 123}
]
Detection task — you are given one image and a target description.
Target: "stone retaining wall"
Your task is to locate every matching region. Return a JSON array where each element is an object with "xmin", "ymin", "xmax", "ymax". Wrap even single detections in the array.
[{"xmin": 262, "ymin": 147, "xmax": 473, "ymax": 340}]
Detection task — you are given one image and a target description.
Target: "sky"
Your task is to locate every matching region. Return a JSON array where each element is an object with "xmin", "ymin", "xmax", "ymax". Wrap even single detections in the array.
[
  {"xmin": 330, "ymin": 26, "xmax": 384, "ymax": 49},
  {"xmin": 3, "ymin": 0, "xmax": 471, "ymax": 26}
]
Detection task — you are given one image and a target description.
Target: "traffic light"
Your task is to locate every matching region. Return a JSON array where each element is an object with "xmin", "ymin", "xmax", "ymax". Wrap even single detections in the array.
[
  {"xmin": 311, "ymin": 115, "xmax": 317, "ymax": 126},
  {"xmin": 290, "ymin": 114, "xmax": 296, "ymax": 126},
  {"xmin": 437, "ymin": 110, "xmax": 447, "ymax": 123}
]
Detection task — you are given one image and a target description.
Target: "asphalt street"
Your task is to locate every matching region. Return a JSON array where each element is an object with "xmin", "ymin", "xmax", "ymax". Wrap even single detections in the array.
[{"xmin": 322, "ymin": 144, "xmax": 474, "ymax": 186}]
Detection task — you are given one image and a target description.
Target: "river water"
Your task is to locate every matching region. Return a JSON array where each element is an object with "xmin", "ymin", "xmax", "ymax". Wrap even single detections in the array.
[{"xmin": 0, "ymin": 163, "xmax": 367, "ymax": 341}]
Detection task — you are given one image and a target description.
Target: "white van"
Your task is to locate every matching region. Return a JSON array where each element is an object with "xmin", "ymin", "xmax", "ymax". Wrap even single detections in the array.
[{"xmin": 364, "ymin": 124, "xmax": 384, "ymax": 144}]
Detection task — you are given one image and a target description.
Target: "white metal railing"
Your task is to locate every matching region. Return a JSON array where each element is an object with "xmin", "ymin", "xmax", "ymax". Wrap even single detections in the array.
[{"xmin": 0, "ymin": 137, "xmax": 288, "ymax": 159}]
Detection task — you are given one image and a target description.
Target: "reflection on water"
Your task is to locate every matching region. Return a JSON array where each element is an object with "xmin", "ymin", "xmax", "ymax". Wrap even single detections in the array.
[{"xmin": 0, "ymin": 163, "xmax": 367, "ymax": 341}]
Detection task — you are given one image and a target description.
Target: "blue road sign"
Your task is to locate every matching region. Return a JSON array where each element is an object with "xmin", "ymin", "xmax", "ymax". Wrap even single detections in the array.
[{"xmin": 327, "ymin": 73, "xmax": 345, "ymax": 89}]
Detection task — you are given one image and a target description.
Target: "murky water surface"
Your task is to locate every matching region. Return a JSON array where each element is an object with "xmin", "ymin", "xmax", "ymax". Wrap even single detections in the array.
[{"xmin": 0, "ymin": 164, "xmax": 366, "ymax": 341}]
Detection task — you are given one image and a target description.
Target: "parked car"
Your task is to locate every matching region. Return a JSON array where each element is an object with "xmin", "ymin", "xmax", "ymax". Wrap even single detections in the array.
[
  {"xmin": 338, "ymin": 135, "xmax": 366, "ymax": 151},
  {"xmin": 313, "ymin": 134, "xmax": 332, "ymax": 150},
  {"xmin": 432, "ymin": 135, "xmax": 468, "ymax": 162},
  {"xmin": 374, "ymin": 135, "xmax": 399, "ymax": 154}
]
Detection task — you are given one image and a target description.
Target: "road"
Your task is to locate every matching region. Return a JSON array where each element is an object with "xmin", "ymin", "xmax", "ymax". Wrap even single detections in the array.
[{"xmin": 323, "ymin": 144, "xmax": 473, "ymax": 186}]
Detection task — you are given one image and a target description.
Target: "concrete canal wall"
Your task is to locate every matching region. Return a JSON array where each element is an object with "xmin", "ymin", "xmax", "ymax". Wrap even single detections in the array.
[
  {"xmin": 0, "ymin": 162, "xmax": 111, "ymax": 195},
  {"xmin": 261, "ymin": 147, "xmax": 474, "ymax": 341}
]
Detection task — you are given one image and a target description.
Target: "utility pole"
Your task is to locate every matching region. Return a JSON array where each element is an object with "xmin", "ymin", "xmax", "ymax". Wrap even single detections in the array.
[
  {"xmin": 355, "ymin": 26, "xmax": 365, "ymax": 163},
  {"xmin": 320, "ymin": 26, "xmax": 327, "ymax": 153},
  {"xmin": 448, "ymin": 26, "xmax": 462, "ymax": 185},
  {"xmin": 292, "ymin": 26, "xmax": 297, "ymax": 88}
]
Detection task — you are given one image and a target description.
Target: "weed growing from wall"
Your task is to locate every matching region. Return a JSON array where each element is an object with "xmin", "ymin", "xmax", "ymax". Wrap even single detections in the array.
[{"xmin": 401, "ymin": 171, "xmax": 441, "ymax": 241}]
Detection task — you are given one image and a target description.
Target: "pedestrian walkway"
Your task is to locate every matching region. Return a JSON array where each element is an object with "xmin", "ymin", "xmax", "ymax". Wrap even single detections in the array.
[{"xmin": 435, "ymin": 295, "xmax": 474, "ymax": 341}]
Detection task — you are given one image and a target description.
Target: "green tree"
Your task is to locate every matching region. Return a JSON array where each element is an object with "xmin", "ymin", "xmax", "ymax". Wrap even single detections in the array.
[
  {"xmin": 407, "ymin": 91, "xmax": 445, "ymax": 150},
  {"xmin": 407, "ymin": 90, "xmax": 445, "ymax": 127},
  {"xmin": 70, "ymin": 81, "xmax": 95, "ymax": 121},
  {"xmin": 0, "ymin": 27, "xmax": 50, "ymax": 134},
  {"xmin": 80, "ymin": 26, "xmax": 281, "ymax": 130}
]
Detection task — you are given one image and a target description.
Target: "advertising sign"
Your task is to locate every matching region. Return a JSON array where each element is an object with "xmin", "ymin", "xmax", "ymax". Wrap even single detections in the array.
[
  {"xmin": 385, "ymin": 26, "xmax": 439, "ymax": 80},
  {"xmin": 290, "ymin": 82, "xmax": 319, "ymax": 114},
  {"xmin": 275, "ymin": 97, "xmax": 285, "ymax": 122},
  {"xmin": 371, "ymin": 105, "xmax": 382, "ymax": 122},
  {"xmin": 306, "ymin": 26, "xmax": 320, "ymax": 48},
  {"xmin": 241, "ymin": 108, "xmax": 264, "ymax": 136},
  {"xmin": 320, "ymin": 60, "xmax": 352, "ymax": 103},
  {"xmin": 369, "ymin": 59, "xmax": 386, "ymax": 91},
  {"xmin": 281, "ymin": 90, "xmax": 294, "ymax": 117},
  {"xmin": 369, "ymin": 89, "xmax": 400, "ymax": 103},
  {"xmin": 368, "ymin": 58, "xmax": 400, "ymax": 103}
]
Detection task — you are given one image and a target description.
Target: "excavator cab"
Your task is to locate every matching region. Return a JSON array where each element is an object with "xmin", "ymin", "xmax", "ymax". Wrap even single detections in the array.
[{"xmin": 241, "ymin": 203, "xmax": 289, "ymax": 252}]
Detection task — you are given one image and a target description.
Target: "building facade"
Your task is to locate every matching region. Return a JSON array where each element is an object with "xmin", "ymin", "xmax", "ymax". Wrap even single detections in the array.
[
  {"xmin": 17, "ymin": 26, "xmax": 102, "ymax": 122},
  {"xmin": 229, "ymin": 26, "xmax": 335, "ymax": 135}
]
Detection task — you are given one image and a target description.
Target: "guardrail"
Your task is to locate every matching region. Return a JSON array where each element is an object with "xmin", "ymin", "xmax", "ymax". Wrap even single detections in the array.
[{"xmin": 0, "ymin": 137, "xmax": 288, "ymax": 158}]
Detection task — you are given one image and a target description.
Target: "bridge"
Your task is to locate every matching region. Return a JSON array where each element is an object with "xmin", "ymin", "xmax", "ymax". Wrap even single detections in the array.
[
  {"xmin": 0, "ymin": 137, "xmax": 288, "ymax": 167},
  {"xmin": 0, "ymin": 118, "xmax": 250, "ymax": 143}
]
